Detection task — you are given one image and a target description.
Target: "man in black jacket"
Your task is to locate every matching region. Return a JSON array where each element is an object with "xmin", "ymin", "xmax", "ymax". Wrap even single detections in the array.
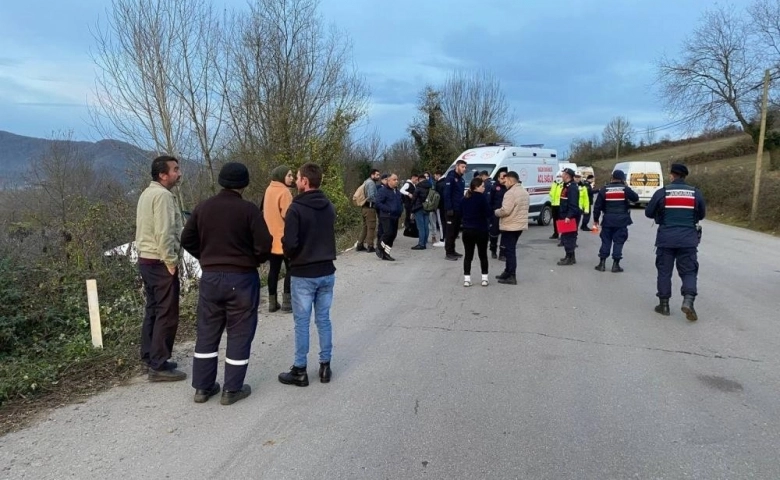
[
  {"xmin": 181, "ymin": 162, "xmax": 273, "ymax": 405},
  {"xmin": 375, "ymin": 173, "xmax": 404, "ymax": 261},
  {"xmin": 278, "ymin": 163, "xmax": 338, "ymax": 387}
]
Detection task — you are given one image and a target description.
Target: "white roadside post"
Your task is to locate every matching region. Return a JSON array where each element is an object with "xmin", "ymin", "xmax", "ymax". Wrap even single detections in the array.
[{"xmin": 86, "ymin": 279, "xmax": 104, "ymax": 349}]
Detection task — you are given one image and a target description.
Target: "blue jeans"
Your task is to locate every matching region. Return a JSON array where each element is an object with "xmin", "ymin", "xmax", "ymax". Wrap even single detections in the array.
[
  {"xmin": 291, "ymin": 274, "xmax": 335, "ymax": 367},
  {"xmin": 415, "ymin": 210, "xmax": 429, "ymax": 246}
]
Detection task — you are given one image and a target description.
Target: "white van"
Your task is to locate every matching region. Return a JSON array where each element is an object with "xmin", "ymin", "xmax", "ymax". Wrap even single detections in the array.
[
  {"xmin": 612, "ymin": 161, "xmax": 664, "ymax": 205},
  {"xmin": 445, "ymin": 143, "xmax": 563, "ymax": 226}
]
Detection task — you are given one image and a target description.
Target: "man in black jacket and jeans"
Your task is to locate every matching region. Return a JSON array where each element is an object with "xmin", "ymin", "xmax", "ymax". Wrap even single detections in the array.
[
  {"xmin": 278, "ymin": 163, "xmax": 338, "ymax": 387},
  {"xmin": 181, "ymin": 162, "xmax": 273, "ymax": 405}
]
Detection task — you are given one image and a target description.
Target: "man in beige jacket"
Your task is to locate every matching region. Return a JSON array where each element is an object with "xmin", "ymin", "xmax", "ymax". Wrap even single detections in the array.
[
  {"xmin": 135, "ymin": 155, "xmax": 187, "ymax": 381},
  {"xmin": 494, "ymin": 171, "xmax": 529, "ymax": 285}
]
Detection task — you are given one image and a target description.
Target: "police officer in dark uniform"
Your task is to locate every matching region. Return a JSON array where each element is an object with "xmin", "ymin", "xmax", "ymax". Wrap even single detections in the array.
[
  {"xmin": 557, "ymin": 168, "xmax": 581, "ymax": 266},
  {"xmin": 645, "ymin": 163, "xmax": 706, "ymax": 321},
  {"xmin": 181, "ymin": 162, "xmax": 273, "ymax": 405},
  {"xmin": 489, "ymin": 170, "xmax": 507, "ymax": 259},
  {"xmin": 592, "ymin": 170, "xmax": 639, "ymax": 273}
]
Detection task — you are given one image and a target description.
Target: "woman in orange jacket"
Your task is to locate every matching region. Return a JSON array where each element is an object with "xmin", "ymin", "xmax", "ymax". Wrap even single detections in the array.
[{"xmin": 263, "ymin": 165, "xmax": 294, "ymax": 312}]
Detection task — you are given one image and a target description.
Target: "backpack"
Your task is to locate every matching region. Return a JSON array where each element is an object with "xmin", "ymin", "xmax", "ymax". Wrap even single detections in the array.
[
  {"xmin": 422, "ymin": 188, "xmax": 441, "ymax": 212},
  {"xmin": 352, "ymin": 182, "xmax": 367, "ymax": 207}
]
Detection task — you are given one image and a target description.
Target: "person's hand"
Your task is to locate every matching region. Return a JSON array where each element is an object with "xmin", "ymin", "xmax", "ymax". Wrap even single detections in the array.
[
  {"xmin": 564, "ymin": 218, "xmax": 570, "ymax": 224},
  {"xmin": 167, "ymin": 265, "xmax": 177, "ymax": 276}
]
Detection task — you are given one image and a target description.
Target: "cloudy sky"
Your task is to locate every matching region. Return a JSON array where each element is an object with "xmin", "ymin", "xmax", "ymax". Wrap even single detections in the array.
[{"xmin": 0, "ymin": 0, "xmax": 717, "ymax": 154}]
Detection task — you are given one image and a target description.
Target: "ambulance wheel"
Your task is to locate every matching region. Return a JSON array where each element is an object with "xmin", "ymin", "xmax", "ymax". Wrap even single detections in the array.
[{"xmin": 538, "ymin": 205, "xmax": 552, "ymax": 226}]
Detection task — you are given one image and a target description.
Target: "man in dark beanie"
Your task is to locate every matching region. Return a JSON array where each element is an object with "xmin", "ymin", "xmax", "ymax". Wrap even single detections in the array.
[
  {"xmin": 645, "ymin": 163, "xmax": 706, "ymax": 321},
  {"xmin": 181, "ymin": 162, "xmax": 273, "ymax": 405}
]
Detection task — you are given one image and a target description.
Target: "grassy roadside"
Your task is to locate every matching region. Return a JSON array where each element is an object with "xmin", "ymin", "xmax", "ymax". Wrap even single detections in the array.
[{"xmin": 0, "ymin": 224, "xmax": 362, "ymax": 437}]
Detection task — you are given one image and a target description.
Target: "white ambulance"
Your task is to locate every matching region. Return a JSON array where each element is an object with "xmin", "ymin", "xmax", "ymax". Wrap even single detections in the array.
[
  {"xmin": 445, "ymin": 143, "xmax": 564, "ymax": 226},
  {"xmin": 612, "ymin": 161, "xmax": 664, "ymax": 205}
]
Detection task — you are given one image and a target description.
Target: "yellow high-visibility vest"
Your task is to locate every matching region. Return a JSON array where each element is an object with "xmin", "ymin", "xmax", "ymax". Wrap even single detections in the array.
[
  {"xmin": 578, "ymin": 183, "xmax": 590, "ymax": 214},
  {"xmin": 550, "ymin": 181, "xmax": 563, "ymax": 206}
]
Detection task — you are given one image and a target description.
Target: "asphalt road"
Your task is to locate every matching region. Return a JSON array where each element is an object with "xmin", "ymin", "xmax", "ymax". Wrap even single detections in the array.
[{"xmin": 2, "ymin": 214, "xmax": 780, "ymax": 479}]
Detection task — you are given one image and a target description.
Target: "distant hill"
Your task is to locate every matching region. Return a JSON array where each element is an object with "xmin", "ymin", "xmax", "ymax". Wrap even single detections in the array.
[
  {"xmin": 588, "ymin": 133, "xmax": 766, "ymax": 179},
  {"xmin": 0, "ymin": 131, "xmax": 150, "ymax": 186}
]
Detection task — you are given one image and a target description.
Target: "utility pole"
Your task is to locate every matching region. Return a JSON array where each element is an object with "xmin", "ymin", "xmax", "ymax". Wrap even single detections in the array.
[{"xmin": 751, "ymin": 69, "xmax": 771, "ymax": 223}]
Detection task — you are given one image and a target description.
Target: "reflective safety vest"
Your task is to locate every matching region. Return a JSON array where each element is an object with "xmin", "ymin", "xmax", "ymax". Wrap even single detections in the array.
[
  {"xmin": 603, "ymin": 185, "xmax": 630, "ymax": 215},
  {"xmin": 663, "ymin": 184, "xmax": 696, "ymax": 227},
  {"xmin": 578, "ymin": 183, "xmax": 590, "ymax": 214},
  {"xmin": 550, "ymin": 181, "xmax": 563, "ymax": 206}
]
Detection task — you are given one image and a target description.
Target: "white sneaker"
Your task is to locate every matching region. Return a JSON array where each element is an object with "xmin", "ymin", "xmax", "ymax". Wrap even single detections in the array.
[
  {"xmin": 433, "ymin": 241, "xmax": 445, "ymax": 247},
  {"xmin": 481, "ymin": 274, "xmax": 489, "ymax": 287},
  {"xmin": 464, "ymin": 275, "xmax": 471, "ymax": 287}
]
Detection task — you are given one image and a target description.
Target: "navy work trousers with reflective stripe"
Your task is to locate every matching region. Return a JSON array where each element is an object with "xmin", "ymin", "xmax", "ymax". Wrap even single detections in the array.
[{"xmin": 192, "ymin": 271, "xmax": 260, "ymax": 392}]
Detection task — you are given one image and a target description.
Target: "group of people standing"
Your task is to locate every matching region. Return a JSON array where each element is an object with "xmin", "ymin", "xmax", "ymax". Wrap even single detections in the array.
[
  {"xmin": 135, "ymin": 156, "xmax": 336, "ymax": 406},
  {"xmin": 355, "ymin": 161, "xmax": 706, "ymax": 321},
  {"xmin": 354, "ymin": 160, "xmax": 531, "ymax": 285},
  {"xmin": 547, "ymin": 163, "xmax": 706, "ymax": 320}
]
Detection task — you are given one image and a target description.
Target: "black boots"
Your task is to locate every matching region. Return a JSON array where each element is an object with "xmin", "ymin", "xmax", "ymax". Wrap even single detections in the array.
[
  {"xmin": 594, "ymin": 258, "xmax": 606, "ymax": 272},
  {"xmin": 278, "ymin": 365, "xmax": 309, "ymax": 387},
  {"xmin": 495, "ymin": 271, "xmax": 510, "ymax": 280},
  {"xmin": 611, "ymin": 259, "xmax": 623, "ymax": 273},
  {"xmin": 491, "ymin": 251, "xmax": 497, "ymax": 259},
  {"xmin": 497, "ymin": 275, "xmax": 517, "ymax": 285},
  {"xmin": 269, "ymin": 295, "xmax": 280, "ymax": 312},
  {"xmin": 654, "ymin": 298, "xmax": 670, "ymax": 316},
  {"xmin": 194, "ymin": 382, "xmax": 221, "ymax": 403},
  {"xmin": 655, "ymin": 297, "xmax": 698, "ymax": 320},
  {"xmin": 681, "ymin": 295, "xmax": 698, "ymax": 321},
  {"xmin": 281, "ymin": 293, "xmax": 292, "ymax": 312},
  {"xmin": 319, "ymin": 362, "xmax": 332, "ymax": 383},
  {"xmin": 220, "ymin": 384, "xmax": 251, "ymax": 405},
  {"xmin": 557, "ymin": 253, "xmax": 576, "ymax": 266}
]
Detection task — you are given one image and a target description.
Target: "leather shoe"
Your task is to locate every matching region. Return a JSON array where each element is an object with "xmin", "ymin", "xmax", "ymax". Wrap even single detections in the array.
[
  {"xmin": 148, "ymin": 368, "xmax": 187, "ymax": 382},
  {"xmin": 194, "ymin": 382, "xmax": 221, "ymax": 403},
  {"xmin": 220, "ymin": 384, "xmax": 252, "ymax": 405}
]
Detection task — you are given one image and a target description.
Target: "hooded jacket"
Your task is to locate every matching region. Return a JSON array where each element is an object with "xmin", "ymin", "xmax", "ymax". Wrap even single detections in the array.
[
  {"xmin": 282, "ymin": 189, "xmax": 337, "ymax": 278},
  {"xmin": 263, "ymin": 168, "xmax": 293, "ymax": 255},
  {"xmin": 412, "ymin": 179, "xmax": 432, "ymax": 212}
]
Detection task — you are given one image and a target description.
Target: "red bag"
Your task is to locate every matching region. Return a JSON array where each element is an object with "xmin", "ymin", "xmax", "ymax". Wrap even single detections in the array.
[{"xmin": 556, "ymin": 219, "xmax": 577, "ymax": 234}]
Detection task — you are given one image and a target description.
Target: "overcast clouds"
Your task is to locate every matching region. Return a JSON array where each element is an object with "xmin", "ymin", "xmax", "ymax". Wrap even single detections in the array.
[{"xmin": 0, "ymin": 0, "xmax": 716, "ymax": 154}]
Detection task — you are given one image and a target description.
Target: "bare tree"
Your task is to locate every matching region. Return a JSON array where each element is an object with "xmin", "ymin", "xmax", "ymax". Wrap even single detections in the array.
[
  {"xmin": 225, "ymin": 0, "xmax": 368, "ymax": 169},
  {"xmin": 603, "ymin": 116, "xmax": 633, "ymax": 160},
  {"xmin": 439, "ymin": 70, "xmax": 516, "ymax": 151},
  {"xmin": 656, "ymin": 6, "xmax": 766, "ymax": 138},
  {"xmin": 381, "ymin": 139, "xmax": 420, "ymax": 176},
  {"xmin": 91, "ymin": 0, "xmax": 227, "ymax": 195}
]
